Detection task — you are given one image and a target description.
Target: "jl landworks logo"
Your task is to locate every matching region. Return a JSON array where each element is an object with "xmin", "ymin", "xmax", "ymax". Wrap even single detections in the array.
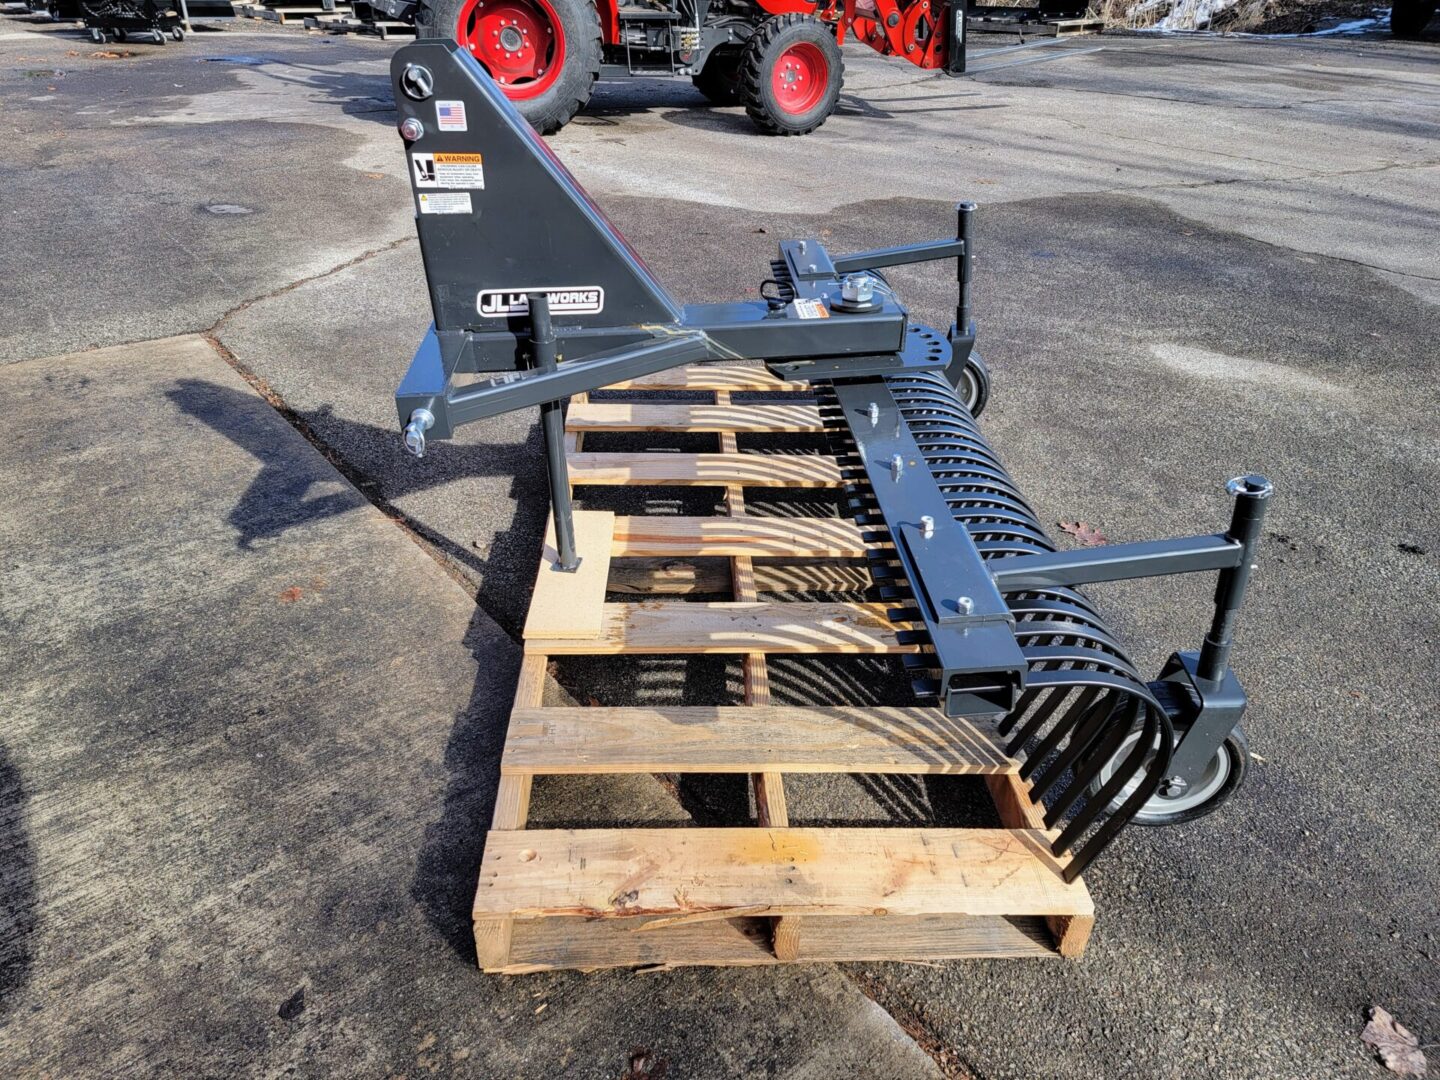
[{"xmin": 477, "ymin": 287, "xmax": 605, "ymax": 318}]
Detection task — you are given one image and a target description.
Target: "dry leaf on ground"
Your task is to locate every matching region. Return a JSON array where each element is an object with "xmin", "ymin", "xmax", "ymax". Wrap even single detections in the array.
[
  {"xmin": 1058, "ymin": 520, "xmax": 1107, "ymax": 546},
  {"xmin": 1362, "ymin": 1006, "xmax": 1428, "ymax": 1077}
]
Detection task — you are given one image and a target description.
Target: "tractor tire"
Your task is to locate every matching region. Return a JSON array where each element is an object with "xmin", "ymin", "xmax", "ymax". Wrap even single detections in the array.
[
  {"xmin": 739, "ymin": 14, "xmax": 843, "ymax": 136},
  {"xmin": 417, "ymin": 0, "xmax": 602, "ymax": 134},
  {"xmin": 692, "ymin": 45, "xmax": 742, "ymax": 105},
  {"xmin": 1391, "ymin": 0, "xmax": 1436, "ymax": 35}
]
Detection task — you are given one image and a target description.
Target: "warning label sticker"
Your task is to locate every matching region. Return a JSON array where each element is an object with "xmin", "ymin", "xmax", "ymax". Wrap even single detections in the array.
[
  {"xmin": 411, "ymin": 152, "xmax": 485, "ymax": 190},
  {"xmin": 418, "ymin": 191, "xmax": 473, "ymax": 215},
  {"xmin": 793, "ymin": 298, "xmax": 830, "ymax": 320},
  {"xmin": 435, "ymin": 99, "xmax": 467, "ymax": 131}
]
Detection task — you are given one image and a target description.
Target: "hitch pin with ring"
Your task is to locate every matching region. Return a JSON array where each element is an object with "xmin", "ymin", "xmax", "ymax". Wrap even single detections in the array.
[{"xmin": 403, "ymin": 408, "xmax": 434, "ymax": 459}]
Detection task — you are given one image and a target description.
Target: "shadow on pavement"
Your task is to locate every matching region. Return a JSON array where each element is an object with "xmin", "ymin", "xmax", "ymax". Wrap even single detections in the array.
[{"xmin": 0, "ymin": 745, "xmax": 36, "ymax": 1022}]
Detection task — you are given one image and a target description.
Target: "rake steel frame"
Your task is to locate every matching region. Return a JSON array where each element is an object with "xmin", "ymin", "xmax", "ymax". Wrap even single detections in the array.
[{"xmin": 389, "ymin": 39, "xmax": 1273, "ymax": 878}]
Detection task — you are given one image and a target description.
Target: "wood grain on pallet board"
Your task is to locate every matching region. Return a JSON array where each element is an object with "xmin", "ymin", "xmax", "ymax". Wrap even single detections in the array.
[
  {"xmin": 525, "ymin": 601, "xmax": 919, "ymax": 655},
  {"xmin": 502, "ymin": 706, "xmax": 1016, "ymax": 775},
  {"xmin": 568, "ymin": 452, "xmax": 842, "ymax": 488},
  {"xmin": 567, "ymin": 402, "xmax": 824, "ymax": 433},
  {"xmin": 492, "ymin": 913, "xmax": 1058, "ymax": 973},
  {"xmin": 603, "ymin": 366, "xmax": 802, "ymax": 393},
  {"xmin": 476, "ymin": 828, "xmax": 1092, "ymax": 920},
  {"xmin": 611, "ymin": 516, "xmax": 867, "ymax": 558},
  {"xmin": 521, "ymin": 510, "xmax": 614, "ymax": 640}
]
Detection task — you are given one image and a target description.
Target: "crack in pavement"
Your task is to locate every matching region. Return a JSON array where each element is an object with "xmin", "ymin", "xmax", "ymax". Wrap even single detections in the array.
[{"xmin": 208, "ymin": 234, "xmax": 416, "ymax": 336}]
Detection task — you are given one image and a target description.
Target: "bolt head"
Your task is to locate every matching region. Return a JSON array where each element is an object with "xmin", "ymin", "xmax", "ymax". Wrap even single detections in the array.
[
  {"xmin": 399, "ymin": 117, "xmax": 424, "ymax": 141},
  {"xmin": 841, "ymin": 273, "xmax": 877, "ymax": 304}
]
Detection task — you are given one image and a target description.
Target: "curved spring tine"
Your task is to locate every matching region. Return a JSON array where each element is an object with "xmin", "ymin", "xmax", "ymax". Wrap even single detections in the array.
[
  {"xmin": 1060, "ymin": 706, "xmax": 1175, "ymax": 881},
  {"xmin": 1018, "ymin": 688, "xmax": 1107, "ymax": 782}
]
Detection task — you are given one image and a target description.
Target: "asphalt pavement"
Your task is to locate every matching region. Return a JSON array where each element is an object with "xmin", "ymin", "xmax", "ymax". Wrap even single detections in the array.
[{"xmin": 1, "ymin": 10, "xmax": 1437, "ymax": 1079}]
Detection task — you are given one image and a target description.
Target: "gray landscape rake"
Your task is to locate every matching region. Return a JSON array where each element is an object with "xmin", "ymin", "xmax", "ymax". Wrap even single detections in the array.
[{"xmin": 387, "ymin": 39, "xmax": 1273, "ymax": 971}]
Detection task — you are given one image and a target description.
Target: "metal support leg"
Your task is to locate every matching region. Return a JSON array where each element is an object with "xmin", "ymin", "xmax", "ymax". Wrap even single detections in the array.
[
  {"xmin": 528, "ymin": 293, "xmax": 579, "ymax": 572},
  {"xmin": 1197, "ymin": 474, "xmax": 1273, "ymax": 685},
  {"xmin": 1159, "ymin": 473, "xmax": 1273, "ymax": 785},
  {"xmin": 946, "ymin": 0, "xmax": 968, "ymax": 74},
  {"xmin": 944, "ymin": 201, "xmax": 979, "ymax": 391},
  {"xmin": 956, "ymin": 200, "xmax": 975, "ymax": 336}
]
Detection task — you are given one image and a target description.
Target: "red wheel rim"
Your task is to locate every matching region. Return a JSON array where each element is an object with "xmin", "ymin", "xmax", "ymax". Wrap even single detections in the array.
[
  {"xmin": 456, "ymin": 0, "xmax": 565, "ymax": 100},
  {"xmin": 770, "ymin": 41, "xmax": 827, "ymax": 115}
]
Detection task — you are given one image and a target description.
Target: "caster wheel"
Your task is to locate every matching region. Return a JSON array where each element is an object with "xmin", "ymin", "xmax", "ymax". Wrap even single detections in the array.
[
  {"xmin": 171, "ymin": 25, "xmax": 184, "ymax": 39},
  {"xmin": 90, "ymin": 26, "xmax": 105, "ymax": 41},
  {"xmin": 956, "ymin": 353, "xmax": 991, "ymax": 417},
  {"xmin": 152, "ymin": 28, "xmax": 165, "ymax": 43},
  {"xmin": 1092, "ymin": 723, "xmax": 1250, "ymax": 826}
]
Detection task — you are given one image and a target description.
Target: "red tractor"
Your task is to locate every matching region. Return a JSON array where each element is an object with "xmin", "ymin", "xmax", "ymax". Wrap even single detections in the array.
[{"xmin": 376, "ymin": 0, "xmax": 971, "ymax": 135}]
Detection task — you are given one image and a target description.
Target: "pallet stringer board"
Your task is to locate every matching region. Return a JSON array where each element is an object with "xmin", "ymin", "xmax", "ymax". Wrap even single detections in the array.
[{"xmin": 718, "ymin": 388, "xmax": 797, "ymax": 960}]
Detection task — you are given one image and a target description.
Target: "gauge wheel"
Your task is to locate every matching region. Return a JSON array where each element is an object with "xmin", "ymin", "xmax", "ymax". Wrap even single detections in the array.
[
  {"xmin": 957, "ymin": 352, "xmax": 991, "ymax": 417},
  {"xmin": 1091, "ymin": 723, "xmax": 1249, "ymax": 826},
  {"xmin": 417, "ymin": 0, "xmax": 601, "ymax": 134},
  {"xmin": 739, "ymin": 14, "xmax": 844, "ymax": 136}
]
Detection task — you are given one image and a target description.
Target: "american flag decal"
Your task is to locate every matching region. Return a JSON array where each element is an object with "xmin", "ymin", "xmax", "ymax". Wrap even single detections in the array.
[{"xmin": 435, "ymin": 100, "xmax": 467, "ymax": 131}]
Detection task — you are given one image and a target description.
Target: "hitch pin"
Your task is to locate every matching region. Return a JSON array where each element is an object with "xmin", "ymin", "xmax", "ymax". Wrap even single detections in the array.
[{"xmin": 403, "ymin": 408, "xmax": 434, "ymax": 459}]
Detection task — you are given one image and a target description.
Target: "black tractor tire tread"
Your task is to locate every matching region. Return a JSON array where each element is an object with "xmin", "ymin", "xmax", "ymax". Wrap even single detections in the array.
[
  {"xmin": 416, "ymin": 0, "xmax": 602, "ymax": 134},
  {"xmin": 693, "ymin": 45, "xmax": 743, "ymax": 105},
  {"xmin": 739, "ymin": 13, "xmax": 844, "ymax": 136}
]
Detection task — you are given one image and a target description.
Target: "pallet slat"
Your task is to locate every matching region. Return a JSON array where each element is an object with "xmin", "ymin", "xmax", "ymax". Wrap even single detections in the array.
[
  {"xmin": 495, "ymin": 913, "xmax": 1056, "ymax": 973},
  {"xmin": 526, "ymin": 601, "xmax": 918, "ymax": 655},
  {"xmin": 612, "ymin": 515, "xmax": 867, "ymax": 558},
  {"xmin": 476, "ymin": 828, "xmax": 1089, "ymax": 919},
  {"xmin": 567, "ymin": 402, "xmax": 824, "ymax": 433},
  {"xmin": 568, "ymin": 452, "xmax": 842, "ymax": 488},
  {"xmin": 503, "ymin": 705, "xmax": 1015, "ymax": 775},
  {"xmin": 603, "ymin": 366, "xmax": 801, "ymax": 392}
]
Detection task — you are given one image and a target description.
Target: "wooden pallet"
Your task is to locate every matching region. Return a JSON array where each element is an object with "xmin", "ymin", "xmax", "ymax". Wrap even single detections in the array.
[
  {"xmin": 309, "ymin": 12, "xmax": 414, "ymax": 35},
  {"xmin": 234, "ymin": 1, "xmax": 350, "ymax": 22},
  {"xmin": 966, "ymin": 14, "xmax": 1105, "ymax": 35},
  {"xmin": 473, "ymin": 365, "xmax": 1093, "ymax": 974}
]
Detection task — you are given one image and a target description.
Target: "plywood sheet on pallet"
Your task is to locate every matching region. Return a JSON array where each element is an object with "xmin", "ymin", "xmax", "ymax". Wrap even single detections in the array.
[{"xmin": 521, "ymin": 510, "xmax": 614, "ymax": 640}]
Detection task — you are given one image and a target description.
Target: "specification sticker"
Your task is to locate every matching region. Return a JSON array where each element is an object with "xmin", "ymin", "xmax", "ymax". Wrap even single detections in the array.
[
  {"xmin": 792, "ymin": 298, "xmax": 830, "ymax": 320},
  {"xmin": 417, "ymin": 191, "xmax": 473, "ymax": 215},
  {"xmin": 411, "ymin": 152, "xmax": 485, "ymax": 190}
]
